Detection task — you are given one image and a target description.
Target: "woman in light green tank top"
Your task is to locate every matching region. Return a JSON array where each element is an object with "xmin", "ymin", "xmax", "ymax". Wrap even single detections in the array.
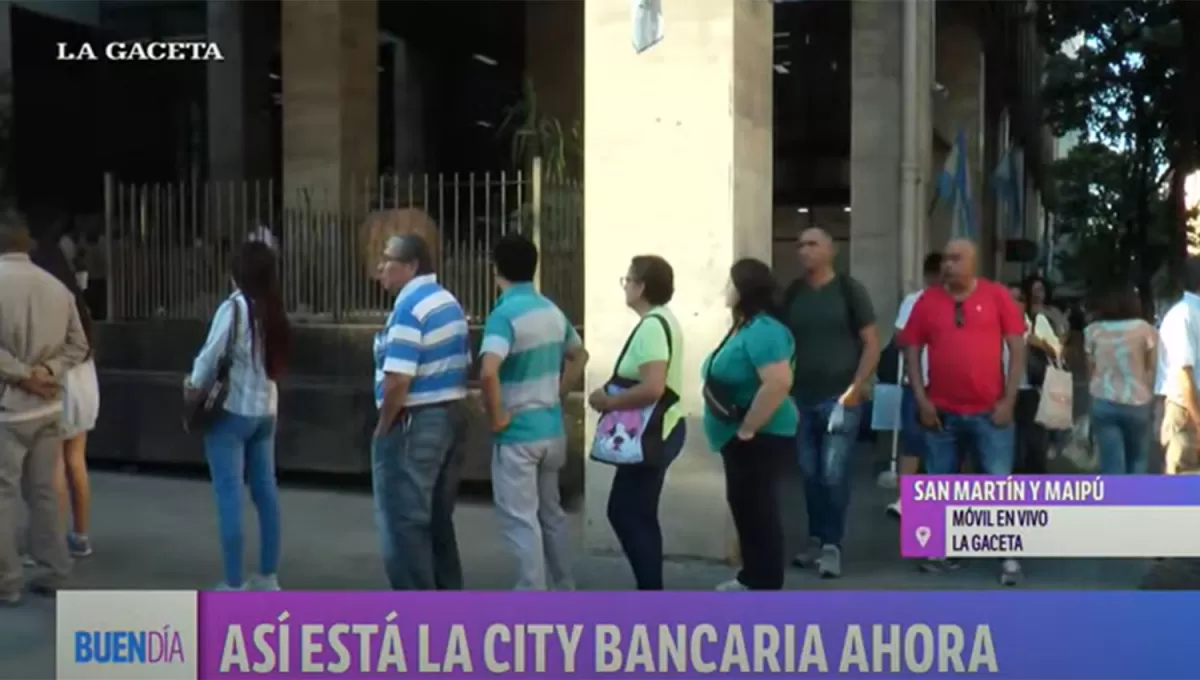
[{"xmin": 586, "ymin": 255, "xmax": 686, "ymax": 590}]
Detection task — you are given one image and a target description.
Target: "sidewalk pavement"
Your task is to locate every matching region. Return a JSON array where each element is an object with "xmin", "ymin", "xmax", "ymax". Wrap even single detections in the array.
[{"xmin": 0, "ymin": 460, "xmax": 1148, "ymax": 677}]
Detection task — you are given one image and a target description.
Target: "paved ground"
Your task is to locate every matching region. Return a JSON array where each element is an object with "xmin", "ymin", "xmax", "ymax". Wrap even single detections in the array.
[{"xmin": 0, "ymin": 458, "xmax": 1149, "ymax": 677}]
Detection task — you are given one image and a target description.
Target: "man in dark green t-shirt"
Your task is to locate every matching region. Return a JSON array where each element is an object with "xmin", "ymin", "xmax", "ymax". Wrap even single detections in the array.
[{"xmin": 783, "ymin": 227, "xmax": 880, "ymax": 579}]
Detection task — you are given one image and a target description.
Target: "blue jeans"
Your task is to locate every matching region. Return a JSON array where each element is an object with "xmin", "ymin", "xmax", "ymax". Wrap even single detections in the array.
[
  {"xmin": 371, "ymin": 401, "xmax": 467, "ymax": 590},
  {"xmin": 607, "ymin": 421, "xmax": 687, "ymax": 590},
  {"xmin": 796, "ymin": 399, "xmax": 863, "ymax": 547},
  {"xmin": 1091, "ymin": 398, "xmax": 1151, "ymax": 475},
  {"xmin": 922, "ymin": 411, "xmax": 1015, "ymax": 475},
  {"xmin": 202, "ymin": 411, "xmax": 281, "ymax": 588}
]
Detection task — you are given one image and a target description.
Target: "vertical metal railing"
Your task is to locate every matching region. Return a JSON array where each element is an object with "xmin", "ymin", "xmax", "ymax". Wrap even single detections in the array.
[{"xmin": 103, "ymin": 166, "xmax": 583, "ymax": 325}]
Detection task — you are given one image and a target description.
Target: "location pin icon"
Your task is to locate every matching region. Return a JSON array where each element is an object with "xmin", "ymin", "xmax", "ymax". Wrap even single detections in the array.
[{"xmin": 915, "ymin": 526, "xmax": 932, "ymax": 548}]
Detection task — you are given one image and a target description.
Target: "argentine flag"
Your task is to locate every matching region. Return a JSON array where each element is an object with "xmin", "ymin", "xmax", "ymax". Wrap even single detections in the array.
[
  {"xmin": 992, "ymin": 147, "xmax": 1025, "ymax": 236},
  {"xmin": 935, "ymin": 130, "xmax": 977, "ymax": 240}
]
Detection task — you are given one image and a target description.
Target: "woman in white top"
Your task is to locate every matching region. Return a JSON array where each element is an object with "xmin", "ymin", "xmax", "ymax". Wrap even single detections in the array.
[
  {"xmin": 186, "ymin": 241, "xmax": 292, "ymax": 590},
  {"xmin": 1009, "ymin": 283, "xmax": 1051, "ymax": 474},
  {"xmin": 28, "ymin": 229, "xmax": 100, "ymax": 559}
]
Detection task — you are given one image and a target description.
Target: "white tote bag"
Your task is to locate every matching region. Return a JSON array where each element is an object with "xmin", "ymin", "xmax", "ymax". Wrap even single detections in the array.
[
  {"xmin": 61, "ymin": 359, "xmax": 100, "ymax": 436},
  {"xmin": 1034, "ymin": 361, "xmax": 1074, "ymax": 431}
]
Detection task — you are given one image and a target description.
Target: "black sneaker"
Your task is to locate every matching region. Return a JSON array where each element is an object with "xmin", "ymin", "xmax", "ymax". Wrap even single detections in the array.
[{"xmin": 918, "ymin": 558, "xmax": 962, "ymax": 574}]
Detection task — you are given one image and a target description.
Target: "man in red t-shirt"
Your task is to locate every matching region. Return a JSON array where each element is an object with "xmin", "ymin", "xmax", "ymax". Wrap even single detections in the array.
[{"xmin": 896, "ymin": 239, "xmax": 1027, "ymax": 585}]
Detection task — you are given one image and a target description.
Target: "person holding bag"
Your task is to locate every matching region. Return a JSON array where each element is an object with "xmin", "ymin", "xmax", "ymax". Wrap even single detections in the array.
[
  {"xmin": 701, "ymin": 258, "xmax": 797, "ymax": 592},
  {"xmin": 184, "ymin": 241, "xmax": 291, "ymax": 591},
  {"xmin": 587, "ymin": 255, "xmax": 685, "ymax": 590},
  {"xmin": 30, "ymin": 228, "xmax": 100, "ymax": 560}
]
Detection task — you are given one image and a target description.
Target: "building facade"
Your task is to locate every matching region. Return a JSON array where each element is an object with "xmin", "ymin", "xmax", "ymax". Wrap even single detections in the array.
[{"xmin": 0, "ymin": 0, "xmax": 1050, "ymax": 561}]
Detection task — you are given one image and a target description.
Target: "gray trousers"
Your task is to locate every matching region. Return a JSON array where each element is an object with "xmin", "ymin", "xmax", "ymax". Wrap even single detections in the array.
[
  {"xmin": 492, "ymin": 437, "xmax": 573, "ymax": 590},
  {"xmin": 0, "ymin": 413, "xmax": 70, "ymax": 594}
]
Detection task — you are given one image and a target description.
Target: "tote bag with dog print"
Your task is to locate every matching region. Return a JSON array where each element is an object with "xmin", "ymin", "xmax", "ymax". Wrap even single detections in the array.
[{"xmin": 589, "ymin": 314, "xmax": 678, "ymax": 466}]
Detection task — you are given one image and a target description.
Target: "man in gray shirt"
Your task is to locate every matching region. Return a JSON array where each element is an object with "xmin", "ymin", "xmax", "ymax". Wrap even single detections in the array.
[{"xmin": 0, "ymin": 212, "xmax": 89, "ymax": 603}]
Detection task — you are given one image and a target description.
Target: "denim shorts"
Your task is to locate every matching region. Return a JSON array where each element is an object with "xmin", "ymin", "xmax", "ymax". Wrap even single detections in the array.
[{"xmin": 899, "ymin": 386, "xmax": 926, "ymax": 458}]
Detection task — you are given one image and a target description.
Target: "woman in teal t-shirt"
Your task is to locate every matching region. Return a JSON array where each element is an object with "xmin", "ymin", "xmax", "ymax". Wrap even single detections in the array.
[
  {"xmin": 702, "ymin": 257, "xmax": 797, "ymax": 592},
  {"xmin": 587, "ymin": 255, "xmax": 686, "ymax": 590}
]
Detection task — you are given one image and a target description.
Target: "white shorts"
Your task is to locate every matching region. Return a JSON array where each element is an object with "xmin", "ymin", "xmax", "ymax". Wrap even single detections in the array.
[{"xmin": 61, "ymin": 359, "xmax": 100, "ymax": 438}]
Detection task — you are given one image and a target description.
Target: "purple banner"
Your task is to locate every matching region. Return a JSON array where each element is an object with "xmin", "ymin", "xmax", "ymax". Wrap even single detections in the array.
[
  {"xmin": 899, "ymin": 475, "xmax": 1200, "ymax": 559},
  {"xmin": 194, "ymin": 591, "xmax": 1199, "ymax": 678}
]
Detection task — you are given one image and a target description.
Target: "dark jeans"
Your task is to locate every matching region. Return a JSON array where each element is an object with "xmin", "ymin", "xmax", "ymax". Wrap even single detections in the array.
[
  {"xmin": 922, "ymin": 411, "xmax": 1015, "ymax": 475},
  {"xmin": 1091, "ymin": 398, "xmax": 1151, "ymax": 474},
  {"xmin": 1014, "ymin": 389, "xmax": 1049, "ymax": 474},
  {"xmin": 795, "ymin": 399, "xmax": 863, "ymax": 548},
  {"xmin": 371, "ymin": 401, "xmax": 468, "ymax": 590},
  {"xmin": 722, "ymin": 433, "xmax": 790, "ymax": 590},
  {"xmin": 607, "ymin": 421, "xmax": 687, "ymax": 590}
]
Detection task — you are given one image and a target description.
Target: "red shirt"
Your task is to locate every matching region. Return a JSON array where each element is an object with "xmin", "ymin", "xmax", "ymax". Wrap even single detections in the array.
[{"xmin": 896, "ymin": 279, "xmax": 1025, "ymax": 415}]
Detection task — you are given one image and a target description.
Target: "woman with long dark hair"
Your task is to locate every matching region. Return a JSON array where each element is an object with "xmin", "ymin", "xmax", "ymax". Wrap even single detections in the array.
[
  {"xmin": 186, "ymin": 240, "xmax": 291, "ymax": 590},
  {"xmin": 28, "ymin": 227, "xmax": 99, "ymax": 559},
  {"xmin": 702, "ymin": 258, "xmax": 797, "ymax": 591}
]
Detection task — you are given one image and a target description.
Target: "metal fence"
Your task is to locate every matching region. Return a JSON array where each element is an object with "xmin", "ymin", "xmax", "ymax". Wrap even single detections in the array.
[{"xmin": 103, "ymin": 166, "xmax": 583, "ymax": 325}]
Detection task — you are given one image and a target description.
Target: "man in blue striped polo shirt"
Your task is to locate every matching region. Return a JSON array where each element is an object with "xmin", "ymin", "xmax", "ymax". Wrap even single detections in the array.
[
  {"xmin": 373, "ymin": 234, "xmax": 470, "ymax": 590},
  {"xmin": 479, "ymin": 233, "xmax": 588, "ymax": 590}
]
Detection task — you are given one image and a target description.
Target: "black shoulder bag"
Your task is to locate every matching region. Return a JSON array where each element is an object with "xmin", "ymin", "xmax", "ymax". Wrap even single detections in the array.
[
  {"xmin": 183, "ymin": 299, "xmax": 241, "ymax": 433},
  {"xmin": 702, "ymin": 325, "xmax": 747, "ymax": 424},
  {"xmin": 591, "ymin": 314, "xmax": 678, "ymax": 466}
]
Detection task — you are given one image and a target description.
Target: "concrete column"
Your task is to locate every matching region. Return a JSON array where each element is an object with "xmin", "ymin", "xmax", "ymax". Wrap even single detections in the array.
[
  {"xmin": 912, "ymin": 0, "xmax": 935, "ymax": 282},
  {"xmin": 206, "ymin": 0, "xmax": 271, "ymax": 181},
  {"xmin": 391, "ymin": 40, "xmax": 424, "ymax": 178},
  {"xmin": 281, "ymin": 0, "xmax": 378, "ymax": 209},
  {"xmin": 583, "ymin": 0, "xmax": 772, "ymax": 562},
  {"xmin": 850, "ymin": 0, "xmax": 904, "ymax": 329},
  {"xmin": 933, "ymin": 11, "xmax": 985, "ymax": 257}
]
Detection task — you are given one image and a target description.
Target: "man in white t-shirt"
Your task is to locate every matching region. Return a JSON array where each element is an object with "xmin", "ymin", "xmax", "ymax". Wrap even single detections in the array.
[
  {"xmin": 1157, "ymin": 258, "xmax": 1200, "ymax": 474},
  {"xmin": 886, "ymin": 253, "xmax": 942, "ymax": 518}
]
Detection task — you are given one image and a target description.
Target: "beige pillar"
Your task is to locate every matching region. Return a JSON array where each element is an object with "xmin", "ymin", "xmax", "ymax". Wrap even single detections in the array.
[
  {"xmin": 281, "ymin": 0, "xmax": 378, "ymax": 209},
  {"xmin": 850, "ymin": 0, "xmax": 904, "ymax": 329},
  {"xmin": 583, "ymin": 0, "xmax": 772, "ymax": 562}
]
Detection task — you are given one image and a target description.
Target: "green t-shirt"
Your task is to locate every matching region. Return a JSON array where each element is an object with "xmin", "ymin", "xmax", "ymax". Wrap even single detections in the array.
[
  {"xmin": 701, "ymin": 314, "xmax": 799, "ymax": 451},
  {"xmin": 784, "ymin": 275, "xmax": 876, "ymax": 405},
  {"xmin": 615, "ymin": 307, "xmax": 684, "ymax": 439}
]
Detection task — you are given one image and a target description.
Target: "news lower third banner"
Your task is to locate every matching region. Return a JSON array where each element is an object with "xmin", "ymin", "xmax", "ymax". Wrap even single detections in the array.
[
  {"xmin": 56, "ymin": 590, "xmax": 1200, "ymax": 679},
  {"xmin": 900, "ymin": 474, "xmax": 1200, "ymax": 559}
]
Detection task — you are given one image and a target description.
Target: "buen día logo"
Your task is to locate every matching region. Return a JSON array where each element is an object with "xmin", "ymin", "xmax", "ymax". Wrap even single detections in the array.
[
  {"xmin": 57, "ymin": 591, "xmax": 198, "ymax": 680},
  {"xmin": 74, "ymin": 627, "xmax": 185, "ymax": 665}
]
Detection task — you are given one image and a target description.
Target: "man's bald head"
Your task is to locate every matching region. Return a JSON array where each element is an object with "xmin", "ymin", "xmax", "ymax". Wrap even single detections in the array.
[
  {"xmin": 796, "ymin": 226, "xmax": 835, "ymax": 274},
  {"xmin": 942, "ymin": 238, "xmax": 978, "ymax": 289}
]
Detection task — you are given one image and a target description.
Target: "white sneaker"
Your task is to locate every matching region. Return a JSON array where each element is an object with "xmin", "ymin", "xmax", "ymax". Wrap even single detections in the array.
[
  {"xmin": 212, "ymin": 582, "xmax": 246, "ymax": 591},
  {"xmin": 716, "ymin": 578, "xmax": 749, "ymax": 591},
  {"xmin": 886, "ymin": 500, "xmax": 902, "ymax": 519},
  {"xmin": 247, "ymin": 574, "xmax": 281, "ymax": 591}
]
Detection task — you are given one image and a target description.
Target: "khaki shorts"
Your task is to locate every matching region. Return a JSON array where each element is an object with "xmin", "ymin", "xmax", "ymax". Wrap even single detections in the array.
[{"xmin": 1160, "ymin": 401, "xmax": 1199, "ymax": 474}]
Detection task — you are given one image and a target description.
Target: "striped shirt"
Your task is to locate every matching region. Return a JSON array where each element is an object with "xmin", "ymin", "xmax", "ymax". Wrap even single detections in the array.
[
  {"xmin": 480, "ymin": 283, "xmax": 580, "ymax": 444},
  {"xmin": 189, "ymin": 291, "xmax": 277, "ymax": 417},
  {"xmin": 375, "ymin": 274, "xmax": 470, "ymax": 408}
]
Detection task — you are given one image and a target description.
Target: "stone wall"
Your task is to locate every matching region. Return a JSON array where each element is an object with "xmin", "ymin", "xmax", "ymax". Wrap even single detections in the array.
[{"xmin": 90, "ymin": 322, "xmax": 585, "ymax": 499}]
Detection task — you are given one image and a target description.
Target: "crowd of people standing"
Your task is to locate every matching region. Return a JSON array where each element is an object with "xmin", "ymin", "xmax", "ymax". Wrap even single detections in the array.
[{"xmin": 5, "ymin": 202, "xmax": 1195, "ymax": 597}]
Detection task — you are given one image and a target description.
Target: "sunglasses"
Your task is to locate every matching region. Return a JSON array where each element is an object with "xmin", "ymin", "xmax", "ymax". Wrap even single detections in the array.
[{"xmin": 954, "ymin": 301, "xmax": 965, "ymax": 328}]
